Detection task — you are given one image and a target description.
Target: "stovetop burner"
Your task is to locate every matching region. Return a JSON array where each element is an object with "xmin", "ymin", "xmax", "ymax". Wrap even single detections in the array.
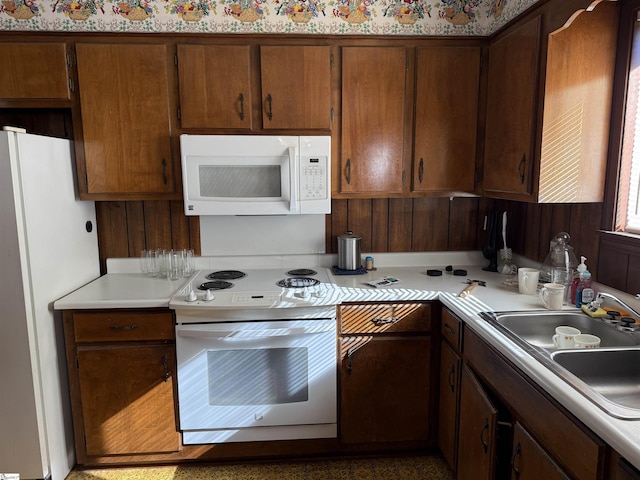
[
  {"xmin": 276, "ymin": 277, "xmax": 320, "ymax": 288},
  {"xmin": 206, "ymin": 270, "xmax": 246, "ymax": 281},
  {"xmin": 287, "ymin": 268, "xmax": 318, "ymax": 277},
  {"xmin": 198, "ymin": 280, "xmax": 234, "ymax": 291}
]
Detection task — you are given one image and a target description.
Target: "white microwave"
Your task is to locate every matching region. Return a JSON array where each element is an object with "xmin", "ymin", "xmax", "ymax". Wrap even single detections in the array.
[{"xmin": 180, "ymin": 135, "xmax": 331, "ymax": 216}]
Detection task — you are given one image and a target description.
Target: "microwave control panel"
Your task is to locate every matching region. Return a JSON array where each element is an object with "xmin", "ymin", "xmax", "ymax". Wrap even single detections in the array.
[{"xmin": 300, "ymin": 156, "xmax": 328, "ymax": 200}]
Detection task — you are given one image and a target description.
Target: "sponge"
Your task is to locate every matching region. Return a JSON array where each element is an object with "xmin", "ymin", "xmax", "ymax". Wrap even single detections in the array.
[{"xmin": 581, "ymin": 305, "xmax": 608, "ymax": 318}]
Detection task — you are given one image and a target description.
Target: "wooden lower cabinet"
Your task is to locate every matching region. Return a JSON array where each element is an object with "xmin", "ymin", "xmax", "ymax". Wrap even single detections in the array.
[
  {"xmin": 338, "ymin": 302, "xmax": 435, "ymax": 447},
  {"xmin": 510, "ymin": 422, "xmax": 570, "ymax": 480},
  {"xmin": 456, "ymin": 364, "xmax": 497, "ymax": 480},
  {"xmin": 438, "ymin": 342, "xmax": 460, "ymax": 469},
  {"xmin": 63, "ymin": 309, "xmax": 181, "ymax": 463}
]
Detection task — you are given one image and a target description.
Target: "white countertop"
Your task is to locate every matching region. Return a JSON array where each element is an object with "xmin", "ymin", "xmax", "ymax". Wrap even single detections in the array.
[{"xmin": 53, "ymin": 252, "xmax": 640, "ymax": 469}]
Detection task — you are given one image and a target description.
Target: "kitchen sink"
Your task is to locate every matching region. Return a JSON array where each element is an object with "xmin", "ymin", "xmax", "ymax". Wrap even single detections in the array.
[
  {"xmin": 479, "ymin": 310, "xmax": 640, "ymax": 419},
  {"xmin": 481, "ymin": 310, "xmax": 640, "ymax": 350},
  {"xmin": 551, "ymin": 349, "xmax": 640, "ymax": 416}
]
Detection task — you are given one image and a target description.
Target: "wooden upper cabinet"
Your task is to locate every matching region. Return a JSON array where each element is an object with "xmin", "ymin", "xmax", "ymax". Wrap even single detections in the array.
[
  {"xmin": 483, "ymin": 15, "xmax": 540, "ymax": 197},
  {"xmin": 75, "ymin": 43, "xmax": 175, "ymax": 197},
  {"xmin": 340, "ymin": 46, "xmax": 407, "ymax": 195},
  {"xmin": 260, "ymin": 45, "xmax": 331, "ymax": 130},
  {"xmin": 177, "ymin": 44, "xmax": 252, "ymax": 129},
  {"xmin": 0, "ymin": 43, "xmax": 70, "ymax": 100},
  {"xmin": 413, "ymin": 47, "xmax": 480, "ymax": 193},
  {"xmin": 483, "ymin": 0, "xmax": 618, "ymax": 202}
]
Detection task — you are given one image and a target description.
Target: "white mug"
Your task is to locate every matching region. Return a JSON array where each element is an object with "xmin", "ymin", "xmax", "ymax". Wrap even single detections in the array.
[
  {"xmin": 518, "ymin": 268, "xmax": 540, "ymax": 295},
  {"xmin": 574, "ymin": 334, "xmax": 601, "ymax": 349},
  {"xmin": 552, "ymin": 326, "xmax": 581, "ymax": 348},
  {"xmin": 540, "ymin": 283, "xmax": 565, "ymax": 310}
]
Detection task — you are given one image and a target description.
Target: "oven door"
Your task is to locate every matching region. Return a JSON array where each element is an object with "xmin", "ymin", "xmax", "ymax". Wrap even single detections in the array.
[{"xmin": 175, "ymin": 319, "xmax": 337, "ymax": 438}]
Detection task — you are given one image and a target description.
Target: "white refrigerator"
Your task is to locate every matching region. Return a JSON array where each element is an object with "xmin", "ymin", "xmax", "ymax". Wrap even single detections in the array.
[{"xmin": 0, "ymin": 129, "xmax": 100, "ymax": 480}]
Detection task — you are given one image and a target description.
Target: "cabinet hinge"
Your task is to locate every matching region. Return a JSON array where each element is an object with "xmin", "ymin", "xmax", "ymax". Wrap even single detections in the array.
[
  {"xmin": 68, "ymin": 77, "xmax": 75, "ymax": 93},
  {"xmin": 402, "ymin": 170, "xmax": 406, "ymax": 184},
  {"xmin": 75, "ymin": 355, "xmax": 79, "ymax": 369},
  {"xmin": 177, "ymin": 107, "xmax": 181, "ymax": 120},
  {"xmin": 330, "ymin": 107, "xmax": 334, "ymax": 127},
  {"xmin": 66, "ymin": 52, "xmax": 73, "ymax": 68},
  {"xmin": 174, "ymin": 53, "xmax": 178, "ymax": 67},
  {"xmin": 84, "ymin": 173, "xmax": 88, "ymax": 189},
  {"xmin": 406, "ymin": 55, "xmax": 409, "ymax": 70},
  {"xmin": 479, "ymin": 55, "xmax": 483, "ymax": 71},
  {"xmin": 330, "ymin": 53, "xmax": 334, "ymax": 71}
]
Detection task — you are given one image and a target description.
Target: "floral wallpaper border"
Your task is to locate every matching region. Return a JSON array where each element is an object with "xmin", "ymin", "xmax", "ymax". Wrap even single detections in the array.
[{"xmin": 0, "ymin": 0, "xmax": 538, "ymax": 35}]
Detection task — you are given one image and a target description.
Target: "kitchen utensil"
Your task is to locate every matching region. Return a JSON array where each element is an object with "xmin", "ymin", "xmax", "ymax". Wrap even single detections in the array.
[
  {"xmin": 499, "ymin": 211, "xmax": 513, "ymax": 270},
  {"xmin": 337, "ymin": 231, "xmax": 362, "ymax": 271},
  {"xmin": 482, "ymin": 211, "xmax": 499, "ymax": 272}
]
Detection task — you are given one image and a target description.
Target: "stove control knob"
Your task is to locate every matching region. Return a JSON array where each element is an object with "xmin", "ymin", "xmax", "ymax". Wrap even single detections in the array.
[
  {"xmin": 203, "ymin": 289, "xmax": 214, "ymax": 302},
  {"xmin": 185, "ymin": 289, "xmax": 198, "ymax": 302},
  {"xmin": 295, "ymin": 289, "xmax": 310, "ymax": 299}
]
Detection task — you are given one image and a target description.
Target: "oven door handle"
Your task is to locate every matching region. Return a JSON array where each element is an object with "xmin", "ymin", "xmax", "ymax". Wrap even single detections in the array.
[{"xmin": 177, "ymin": 326, "xmax": 334, "ymax": 339}]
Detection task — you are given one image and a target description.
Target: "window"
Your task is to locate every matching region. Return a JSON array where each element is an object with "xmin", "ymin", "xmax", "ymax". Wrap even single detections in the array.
[{"xmin": 617, "ymin": 6, "xmax": 640, "ymax": 232}]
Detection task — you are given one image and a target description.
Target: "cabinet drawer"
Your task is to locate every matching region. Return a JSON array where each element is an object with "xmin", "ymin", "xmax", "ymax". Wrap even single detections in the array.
[
  {"xmin": 73, "ymin": 311, "xmax": 174, "ymax": 343},
  {"xmin": 442, "ymin": 309, "xmax": 462, "ymax": 351},
  {"xmin": 340, "ymin": 302, "xmax": 431, "ymax": 334}
]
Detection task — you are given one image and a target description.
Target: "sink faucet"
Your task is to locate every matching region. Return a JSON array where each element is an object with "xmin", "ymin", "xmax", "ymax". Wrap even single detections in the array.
[{"xmin": 589, "ymin": 292, "xmax": 640, "ymax": 320}]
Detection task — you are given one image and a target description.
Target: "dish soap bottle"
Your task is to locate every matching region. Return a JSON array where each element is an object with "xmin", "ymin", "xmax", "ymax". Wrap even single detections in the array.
[
  {"xmin": 570, "ymin": 256, "xmax": 587, "ymax": 306},
  {"xmin": 574, "ymin": 257, "xmax": 593, "ymax": 307}
]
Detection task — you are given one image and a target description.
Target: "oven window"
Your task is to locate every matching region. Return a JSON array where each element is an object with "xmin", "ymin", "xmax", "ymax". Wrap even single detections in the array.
[
  {"xmin": 207, "ymin": 348, "xmax": 309, "ymax": 405},
  {"xmin": 199, "ymin": 164, "xmax": 282, "ymax": 198}
]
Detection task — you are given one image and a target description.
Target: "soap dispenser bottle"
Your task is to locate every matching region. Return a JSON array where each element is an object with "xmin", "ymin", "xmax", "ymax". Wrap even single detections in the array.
[
  {"xmin": 570, "ymin": 256, "xmax": 588, "ymax": 307},
  {"xmin": 577, "ymin": 264, "xmax": 594, "ymax": 307}
]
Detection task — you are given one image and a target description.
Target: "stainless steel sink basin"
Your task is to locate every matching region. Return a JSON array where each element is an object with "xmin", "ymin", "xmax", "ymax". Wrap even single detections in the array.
[
  {"xmin": 481, "ymin": 310, "xmax": 640, "ymax": 350},
  {"xmin": 480, "ymin": 310, "xmax": 640, "ymax": 419},
  {"xmin": 552, "ymin": 348, "xmax": 640, "ymax": 416}
]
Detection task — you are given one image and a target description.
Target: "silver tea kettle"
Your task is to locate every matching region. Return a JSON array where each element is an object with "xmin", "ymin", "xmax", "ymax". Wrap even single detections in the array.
[{"xmin": 337, "ymin": 231, "xmax": 362, "ymax": 271}]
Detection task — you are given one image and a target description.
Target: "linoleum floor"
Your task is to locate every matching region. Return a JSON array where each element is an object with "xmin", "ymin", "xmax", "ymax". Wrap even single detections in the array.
[{"xmin": 65, "ymin": 454, "xmax": 454, "ymax": 479}]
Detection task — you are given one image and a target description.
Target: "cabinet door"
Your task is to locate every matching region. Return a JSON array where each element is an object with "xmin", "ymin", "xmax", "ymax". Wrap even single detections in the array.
[
  {"xmin": 340, "ymin": 335, "xmax": 430, "ymax": 444},
  {"xmin": 260, "ymin": 46, "xmax": 331, "ymax": 130},
  {"xmin": 510, "ymin": 422, "xmax": 570, "ymax": 480},
  {"xmin": 76, "ymin": 43, "xmax": 175, "ymax": 195},
  {"xmin": 413, "ymin": 47, "xmax": 480, "ymax": 193},
  {"xmin": 438, "ymin": 340, "xmax": 461, "ymax": 471},
  {"xmin": 341, "ymin": 47, "xmax": 407, "ymax": 195},
  {"xmin": 77, "ymin": 345, "xmax": 179, "ymax": 456},
  {"xmin": 483, "ymin": 16, "xmax": 541, "ymax": 196},
  {"xmin": 177, "ymin": 45, "xmax": 252, "ymax": 130},
  {"xmin": 0, "ymin": 43, "xmax": 70, "ymax": 100},
  {"xmin": 457, "ymin": 364, "xmax": 497, "ymax": 480}
]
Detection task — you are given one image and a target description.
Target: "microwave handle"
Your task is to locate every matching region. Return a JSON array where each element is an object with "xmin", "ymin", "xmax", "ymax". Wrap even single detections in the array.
[{"xmin": 289, "ymin": 145, "xmax": 299, "ymax": 213}]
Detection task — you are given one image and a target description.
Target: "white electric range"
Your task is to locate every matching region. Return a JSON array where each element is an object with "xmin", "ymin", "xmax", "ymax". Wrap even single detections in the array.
[{"xmin": 169, "ymin": 266, "xmax": 340, "ymax": 444}]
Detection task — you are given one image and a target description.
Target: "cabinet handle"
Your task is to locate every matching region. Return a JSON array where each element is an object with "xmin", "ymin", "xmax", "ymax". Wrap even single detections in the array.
[
  {"xmin": 518, "ymin": 154, "xmax": 526, "ymax": 184},
  {"xmin": 419, "ymin": 158, "xmax": 424, "ymax": 183},
  {"xmin": 345, "ymin": 158, "xmax": 351, "ymax": 185},
  {"xmin": 110, "ymin": 324, "xmax": 138, "ymax": 331},
  {"xmin": 480, "ymin": 418, "xmax": 490, "ymax": 453},
  {"xmin": 448, "ymin": 364, "xmax": 455, "ymax": 392},
  {"xmin": 161, "ymin": 158, "xmax": 168, "ymax": 185},
  {"xmin": 162, "ymin": 354, "xmax": 171, "ymax": 382},
  {"xmin": 346, "ymin": 348, "xmax": 353, "ymax": 374},
  {"xmin": 443, "ymin": 323, "xmax": 455, "ymax": 335},
  {"xmin": 510, "ymin": 442, "xmax": 521, "ymax": 479},
  {"xmin": 266, "ymin": 93, "xmax": 273, "ymax": 121},
  {"xmin": 371, "ymin": 317, "xmax": 399, "ymax": 326},
  {"xmin": 239, "ymin": 93, "xmax": 245, "ymax": 121}
]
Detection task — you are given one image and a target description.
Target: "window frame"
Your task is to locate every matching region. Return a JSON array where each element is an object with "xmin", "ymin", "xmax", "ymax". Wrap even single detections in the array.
[{"xmin": 603, "ymin": 0, "xmax": 640, "ymax": 236}]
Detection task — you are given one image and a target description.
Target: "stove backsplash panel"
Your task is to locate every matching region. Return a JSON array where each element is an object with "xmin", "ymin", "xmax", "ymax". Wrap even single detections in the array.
[{"xmin": 200, "ymin": 215, "xmax": 326, "ymax": 256}]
